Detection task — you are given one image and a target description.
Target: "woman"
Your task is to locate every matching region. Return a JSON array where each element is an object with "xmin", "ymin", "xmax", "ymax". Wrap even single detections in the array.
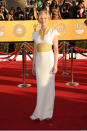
[
  {"xmin": 30, "ymin": 9, "xmax": 60, "ymax": 121},
  {"xmin": 7, "ymin": 7, "xmax": 15, "ymax": 21},
  {"xmin": 77, "ymin": 0, "xmax": 85, "ymax": 18},
  {"xmin": 43, "ymin": 1, "xmax": 51, "ymax": 13},
  {"xmin": 50, "ymin": 0, "xmax": 62, "ymax": 20}
]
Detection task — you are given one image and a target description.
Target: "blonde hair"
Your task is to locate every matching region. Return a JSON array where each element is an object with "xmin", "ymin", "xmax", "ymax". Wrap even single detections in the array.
[{"xmin": 38, "ymin": 9, "xmax": 51, "ymax": 21}]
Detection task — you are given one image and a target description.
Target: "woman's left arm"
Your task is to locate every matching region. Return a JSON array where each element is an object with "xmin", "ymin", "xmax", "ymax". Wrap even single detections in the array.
[{"xmin": 52, "ymin": 36, "xmax": 58, "ymax": 74}]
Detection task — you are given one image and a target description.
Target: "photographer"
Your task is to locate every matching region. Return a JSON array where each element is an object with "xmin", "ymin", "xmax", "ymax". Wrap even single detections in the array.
[
  {"xmin": 14, "ymin": 6, "xmax": 24, "ymax": 20},
  {"xmin": 25, "ymin": 0, "xmax": 35, "ymax": 20},
  {"xmin": 0, "ymin": 5, "xmax": 4, "ymax": 20},
  {"xmin": 7, "ymin": 7, "xmax": 15, "ymax": 21}
]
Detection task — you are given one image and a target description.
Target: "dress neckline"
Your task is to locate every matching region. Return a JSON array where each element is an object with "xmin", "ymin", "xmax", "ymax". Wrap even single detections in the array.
[{"xmin": 39, "ymin": 27, "xmax": 50, "ymax": 40}]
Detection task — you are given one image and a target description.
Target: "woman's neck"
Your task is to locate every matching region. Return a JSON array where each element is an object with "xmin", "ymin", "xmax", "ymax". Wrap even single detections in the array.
[{"xmin": 41, "ymin": 26, "xmax": 47, "ymax": 33}]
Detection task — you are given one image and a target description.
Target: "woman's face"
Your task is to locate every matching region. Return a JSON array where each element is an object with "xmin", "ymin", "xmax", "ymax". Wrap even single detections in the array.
[
  {"xmin": 53, "ymin": 1, "xmax": 57, "ymax": 6},
  {"xmin": 39, "ymin": 12, "xmax": 49, "ymax": 27},
  {"xmin": 46, "ymin": 1, "xmax": 50, "ymax": 7},
  {"xmin": 10, "ymin": 10, "xmax": 14, "ymax": 15}
]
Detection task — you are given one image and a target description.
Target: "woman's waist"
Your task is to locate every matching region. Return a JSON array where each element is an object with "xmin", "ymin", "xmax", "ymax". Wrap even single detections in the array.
[
  {"xmin": 36, "ymin": 51, "xmax": 54, "ymax": 58},
  {"xmin": 37, "ymin": 43, "xmax": 52, "ymax": 52}
]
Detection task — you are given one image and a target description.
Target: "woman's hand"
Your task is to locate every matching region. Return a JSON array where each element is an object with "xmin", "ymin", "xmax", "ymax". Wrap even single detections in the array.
[{"xmin": 52, "ymin": 66, "xmax": 57, "ymax": 74}]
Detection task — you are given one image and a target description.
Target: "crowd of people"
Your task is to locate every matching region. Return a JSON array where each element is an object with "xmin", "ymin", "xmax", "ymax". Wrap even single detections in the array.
[{"xmin": 0, "ymin": 0, "xmax": 87, "ymax": 21}]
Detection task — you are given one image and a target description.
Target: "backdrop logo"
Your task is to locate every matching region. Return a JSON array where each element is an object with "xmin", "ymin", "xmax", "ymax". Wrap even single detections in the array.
[
  {"xmin": 75, "ymin": 24, "xmax": 85, "ymax": 35},
  {"xmin": 0, "ymin": 26, "xmax": 5, "ymax": 37},
  {"xmin": 54, "ymin": 23, "xmax": 66, "ymax": 36},
  {"xmin": 13, "ymin": 24, "xmax": 26, "ymax": 37}
]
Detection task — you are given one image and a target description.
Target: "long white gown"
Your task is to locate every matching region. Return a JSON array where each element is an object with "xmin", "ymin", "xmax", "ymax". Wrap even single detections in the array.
[{"xmin": 30, "ymin": 28, "xmax": 60, "ymax": 121}]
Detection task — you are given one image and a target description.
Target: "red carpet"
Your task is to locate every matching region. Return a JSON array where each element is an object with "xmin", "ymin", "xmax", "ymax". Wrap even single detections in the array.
[{"xmin": 0, "ymin": 59, "xmax": 87, "ymax": 130}]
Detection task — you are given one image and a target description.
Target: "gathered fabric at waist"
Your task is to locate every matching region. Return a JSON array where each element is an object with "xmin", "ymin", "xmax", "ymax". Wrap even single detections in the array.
[{"xmin": 37, "ymin": 43, "xmax": 52, "ymax": 52}]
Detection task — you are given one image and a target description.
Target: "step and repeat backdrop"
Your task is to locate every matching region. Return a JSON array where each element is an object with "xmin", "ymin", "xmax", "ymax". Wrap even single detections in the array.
[{"xmin": 0, "ymin": 19, "xmax": 87, "ymax": 42}]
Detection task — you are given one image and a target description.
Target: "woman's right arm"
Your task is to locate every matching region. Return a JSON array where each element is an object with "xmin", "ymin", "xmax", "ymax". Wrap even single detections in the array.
[
  {"xmin": 33, "ymin": 41, "xmax": 37, "ymax": 67},
  {"xmin": 32, "ymin": 41, "xmax": 37, "ymax": 75}
]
